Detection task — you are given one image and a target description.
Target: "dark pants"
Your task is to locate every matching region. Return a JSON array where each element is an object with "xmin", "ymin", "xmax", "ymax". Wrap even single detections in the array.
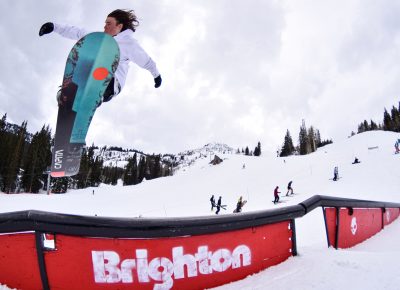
[
  {"xmin": 274, "ymin": 195, "xmax": 279, "ymax": 204},
  {"xmin": 216, "ymin": 206, "xmax": 221, "ymax": 214},
  {"xmin": 102, "ymin": 78, "xmax": 121, "ymax": 104},
  {"xmin": 103, "ymin": 78, "xmax": 116, "ymax": 102}
]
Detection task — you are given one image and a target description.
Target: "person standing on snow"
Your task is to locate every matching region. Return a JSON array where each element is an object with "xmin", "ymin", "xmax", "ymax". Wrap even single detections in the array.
[
  {"xmin": 333, "ymin": 166, "xmax": 339, "ymax": 181},
  {"xmin": 273, "ymin": 186, "xmax": 280, "ymax": 204},
  {"xmin": 215, "ymin": 196, "xmax": 222, "ymax": 215},
  {"xmin": 39, "ymin": 9, "xmax": 162, "ymax": 106},
  {"xmin": 286, "ymin": 181, "xmax": 293, "ymax": 196},
  {"xmin": 235, "ymin": 196, "xmax": 243, "ymax": 213},
  {"xmin": 210, "ymin": 195, "xmax": 216, "ymax": 211}
]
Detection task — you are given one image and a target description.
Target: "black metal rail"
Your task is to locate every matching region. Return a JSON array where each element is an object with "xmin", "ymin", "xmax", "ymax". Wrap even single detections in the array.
[{"xmin": 0, "ymin": 195, "xmax": 398, "ymax": 238}]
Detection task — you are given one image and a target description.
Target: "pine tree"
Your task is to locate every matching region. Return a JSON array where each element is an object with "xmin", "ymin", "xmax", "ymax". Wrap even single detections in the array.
[
  {"xmin": 391, "ymin": 105, "xmax": 400, "ymax": 132},
  {"xmin": 75, "ymin": 148, "xmax": 90, "ymax": 189},
  {"xmin": 280, "ymin": 130, "xmax": 295, "ymax": 157},
  {"xmin": 0, "ymin": 114, "xmax": 8, "ymax": 188},
  {"xmin": 151, "ymin": 155, "xmax": 162, "ymax": 179},
  {"xmin": 308, "ymin": 126, "xmax": 316, "ymax": 153},
  {"xmin": 315, "ymin": 130, "xmax": 322, "ymax": 148},
  {"xmin": 253, "ymin": 142, "xmax": 261, "ymax": 156},
  {"xmin": 123, "ymin": 153, "xmax": 138, "ymax": 185},
  {"xmin": 21, "ymin": 125, "xmax": 52, "ymax": 193},
  {"xmin": 4, "ymin": 121, "xmax": 27, "ymax": 193},
  {"xmin": 90, "ymin": 155, "xmax": 103, "ymax": 187},
  {"xmin": 110, "ymin": 166, "xmax": 121, "ymax": 185},
  {"xmin": 383, "ymin": 108, "xmax": 392, "ymax": 131},
  {"xmin": 138, "ymin": 155, "xmax": 146, "ymax": 183},
  {"xmin": 299, "ymin": 120, "xmax": 310, "ymax": 155},
  {"xmin": 370, "ymin": 120, "xmax": 378, "ymax": 130}
]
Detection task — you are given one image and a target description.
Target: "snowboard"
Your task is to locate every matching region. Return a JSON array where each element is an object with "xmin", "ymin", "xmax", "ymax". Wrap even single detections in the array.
[
  {"xmin": 272, "ymin": 200, "xmax": 286, "ymax": 204},
  {"xmin": 51, "ymin": 32, "xmax": 120, "ymax": 177},
  {"xmin": 212, "ymin": 202, "xmax": 227, "ymax": 210}
]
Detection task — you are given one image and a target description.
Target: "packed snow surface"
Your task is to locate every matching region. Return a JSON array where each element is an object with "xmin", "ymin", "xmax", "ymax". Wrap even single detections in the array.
[{"xmin": 0, "ymin": 131, "xmax": 399, "ymax": 289}]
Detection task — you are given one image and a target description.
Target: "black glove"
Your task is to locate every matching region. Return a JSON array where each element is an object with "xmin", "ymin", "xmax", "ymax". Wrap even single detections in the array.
[
  {"xmin": 39, "ymin": 22, "xmax": 54, "ymax": 36},
  {"xmin": 154, "ymin": 75, "xmax": 162, "ymax": 88}
]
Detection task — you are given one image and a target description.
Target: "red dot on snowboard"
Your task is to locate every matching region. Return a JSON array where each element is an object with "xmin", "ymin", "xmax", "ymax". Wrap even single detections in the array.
[{"xmin": 92, "ymin": 67, "xmax": 108, "ymax": 80}]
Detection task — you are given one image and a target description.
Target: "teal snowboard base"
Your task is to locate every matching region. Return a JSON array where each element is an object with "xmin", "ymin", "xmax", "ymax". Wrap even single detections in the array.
[{"xmin": 51, "ymin": 32, "xmax": 119, "ymax": 177}]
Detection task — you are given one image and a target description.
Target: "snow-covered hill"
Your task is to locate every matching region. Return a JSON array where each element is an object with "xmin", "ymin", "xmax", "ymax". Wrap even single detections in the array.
[
  {"xmin": 92, "ymin": 142, "xmax": 233, "ymax": 171},
  {"xmin": 0, "ymin": 131, "xmax": 399, "ymax": 289}
]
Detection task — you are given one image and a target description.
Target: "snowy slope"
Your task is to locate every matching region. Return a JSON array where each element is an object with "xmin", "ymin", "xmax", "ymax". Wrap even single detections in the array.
[{"xmin": 0, "ymin": 131, "xmax": 399, "ymax": 289}]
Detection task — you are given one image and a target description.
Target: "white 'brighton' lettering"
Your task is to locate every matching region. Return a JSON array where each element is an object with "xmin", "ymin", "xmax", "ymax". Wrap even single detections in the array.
[{"xmin": 92, "ymin": 245, "xmax": 251, "ymax": 290}]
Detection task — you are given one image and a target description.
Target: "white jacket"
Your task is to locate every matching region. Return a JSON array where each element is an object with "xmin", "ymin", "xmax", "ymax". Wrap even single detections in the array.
[{"xmin": 53, "ymin": 23, "xmax": 160, "ymax": 91}]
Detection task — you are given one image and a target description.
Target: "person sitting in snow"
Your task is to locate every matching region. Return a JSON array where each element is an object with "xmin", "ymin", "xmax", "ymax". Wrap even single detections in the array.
[{"xmin": 352, "ymin": 157, "xmax": 360, "ymax": 164}]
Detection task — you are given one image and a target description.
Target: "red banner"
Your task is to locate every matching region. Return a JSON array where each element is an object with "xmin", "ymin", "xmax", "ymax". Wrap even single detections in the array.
[
  {"xmin": 337, "ymin": 208, "xmax": 382, "ymax": 248},
  {"xmin": 383, "ymin": 208, "xmax": 400, "ymax": 226},
  {"xmin": 324, "ymin": 208, "xmax": 337, "ymax": 248},
  {"xmin": 324, "ymin": 207, "xmax": 399, "ymax": 249},
  {"xmin": 0, "ymin": 232, "xmax": 43, "ymax": 290},
  {"xmin": 0, "ymin": 221, "xmax": 292, "ymax": 290}
]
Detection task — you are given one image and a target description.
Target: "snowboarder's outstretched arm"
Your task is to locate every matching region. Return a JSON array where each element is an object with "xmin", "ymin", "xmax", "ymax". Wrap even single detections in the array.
[
  {"xmin": 123, "ymin": 37, "xmax": 160, "ymax": 82},
  {"xmin": 39, "ymin": 22, "xmax": 89, "ymax": 40}
]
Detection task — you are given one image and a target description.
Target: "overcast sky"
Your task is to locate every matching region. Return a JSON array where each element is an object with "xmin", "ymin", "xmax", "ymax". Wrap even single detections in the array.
[{"xmin": 1, "ymin": 0, "xmax": 400, "ymax": 154}]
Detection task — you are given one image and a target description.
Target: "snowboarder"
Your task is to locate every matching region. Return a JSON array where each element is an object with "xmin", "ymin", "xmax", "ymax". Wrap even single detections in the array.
[
  {"xmin": 215, "ymin": 196, "xmax": 222, "ymax": 215},
  {"xmin": 352, "ymin": 157, "xmax": 360, "ymax": 164},
  {"xmin": 210, "ymin": 195, "xmax": 215, "ymax": 211},
  {"xmin": 234, "ymin": 196, "xmax": 244, "ymax": 213},
  {"xmin": 333, "ymin": 166, "xmax": 339, "ymax": 181},
  {"xmin": 286, "ymin": 181, "xmax": 293, "ymax": 196},
  {"xmin": 39, "ymin": 9, "xmax": 162, "ymax": 106},
  {"xmin": 273, "ymin": 186, "xmax": 280, "ymax": 204}
]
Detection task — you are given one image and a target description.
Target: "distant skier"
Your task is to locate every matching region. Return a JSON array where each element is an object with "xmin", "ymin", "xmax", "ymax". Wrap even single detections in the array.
[
  {"xmin": 352, "ymin": 157, "xmax": 360, "ymax": 164},
  {"xmin": 273, "ymin": 186, "xmax": 280, "ymax": 204},
  {"xmin": 215, "ymin": 196, "xmax": 222, "ymax": 215},
  {"xmin": 286, "ymin": 181, "xmax": 293, "ymax": 196},
  {"xmin": 333, "ymin": 166, "xmax": 339, "ymax": 181},
  {"xmin": 210, "ymin": 195, "xmax": 215, "ymax": 211},
  {"xmin": 395, "ymin": 139, "xmax": 400, "ymax": 154},
  {"xmin": 39, "ymin": 9, "xmax": 162, "ymax": 106}
]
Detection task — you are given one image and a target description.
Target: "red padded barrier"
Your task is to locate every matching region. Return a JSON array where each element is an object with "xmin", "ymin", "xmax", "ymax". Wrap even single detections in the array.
[
  {"xmin": 337, "ymin": 208, "xmax": 382, "ymax": 248},
  {"xmin": 41, "ymin": 221, "xmax": 292, "ymax": 290},
  {"xmin": 383, "ymin": 208, "xmax": 400, "ymax": 226},
  {"xmin": 324, "ymin": 207, "xmax": 400, "ymax": 249},
  {"xmin": 324, "ymin": 208, "xmax": 400, "ymax": 248},
  {"xmin": 0, "ymin": 232, "xmax": 43, "ymax": 290},
  {"xmin": 324, "ymin": 208, "xmax": 337, "ymax": 248}
]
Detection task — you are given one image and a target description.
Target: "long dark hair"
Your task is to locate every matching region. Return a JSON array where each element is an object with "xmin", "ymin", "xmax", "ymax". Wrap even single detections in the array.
[{"xmin": 108, "ymin": 9, "xmax": 139, "ymax": 32}]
